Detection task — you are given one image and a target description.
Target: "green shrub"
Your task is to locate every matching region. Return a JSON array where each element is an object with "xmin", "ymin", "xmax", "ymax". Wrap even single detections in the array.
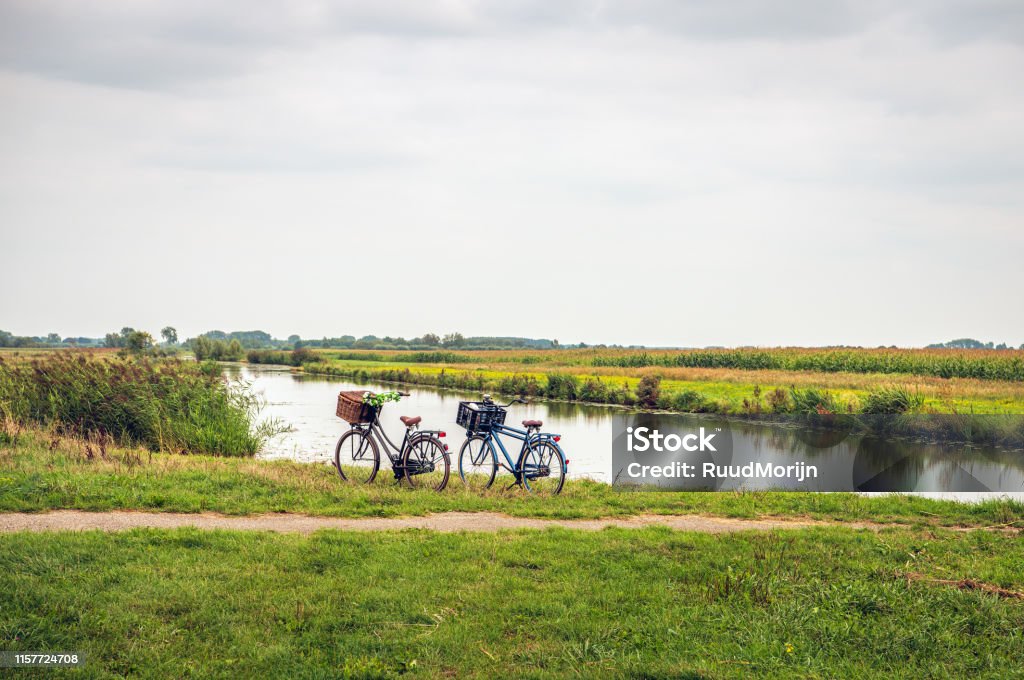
[
  {"xmin": 635, "ymin": 375, "xmax": 661, "ymax": 408},
  {"xmin": 860, "ymin": 386, "xmax": 925, "ymax": 414},
  {"xmin": 544, "ymin": 374, "xmax": 580, "ymax": 400},
  {"xmin": 0, "ymin": 353, "xmax": 278, "ymax": 455},
  {"xmin": 790, "ymin": 387, "xmax": 840, "ymax": 415},
  {"xmin": 578, "ymin": 379, "xmax": 608, "ymax": 403}
]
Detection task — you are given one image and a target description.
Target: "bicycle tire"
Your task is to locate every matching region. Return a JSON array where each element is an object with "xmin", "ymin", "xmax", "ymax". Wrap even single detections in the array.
[
  {"xmin": 517, "ymin": 440, "xmax": 565, "ymax": 496},
  {"xmin": 458, "ymin": 435, "xmax": 498, "ymax": 491},
  {"xmin": 334, "ymin": 429, "xmax": 380, "ymax": 484},
  {"xmin": 402, "ymin": 435, "xmax": 451, "ymax": 491}
]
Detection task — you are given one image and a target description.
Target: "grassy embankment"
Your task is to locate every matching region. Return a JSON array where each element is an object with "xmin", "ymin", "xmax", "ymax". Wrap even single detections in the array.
[
  {"xmin": 2, "ymin": 526, "xmax": 1023, "ymax": 677},
  {"xmin": 3, "ymin": 430, "xmax": 1023, "ymax": 524},
  {"xmin": 270, "ymin": 347, "xmax": 1024, "ymax": 416}
]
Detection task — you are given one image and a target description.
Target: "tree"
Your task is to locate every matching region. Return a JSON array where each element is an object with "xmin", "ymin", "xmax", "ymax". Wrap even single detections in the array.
[
  {"xmin": 192, "ymin": 335, "xmax": 214, "ymax": 360},
  {"xmin": 226, "ymin": 339, "xmax": 244, "ymax": 360},
  {"xmin": 104, "ymin": 330, "xmax": 128, "ymax": 348},
  {"xmin": 287, "ymin": 335, "xmax": 301, "ymax": 346},
  {"xmin": 422, "ymin": 333, "xmax": 440, "ymax": 346},
  {"xmin": 125, "ymin": 330, "xmax": 154, "ymax": 354},
  {"xmin": 161, "ymin": 327, "xmax": 178, "ymax": 345},
  {"xmin": 441, "ymin": 332, "xmax": 465, "ymax": 348},
  {"xmin": 46, "ymin": 333, "xmax": 61, "ymax": 345}
]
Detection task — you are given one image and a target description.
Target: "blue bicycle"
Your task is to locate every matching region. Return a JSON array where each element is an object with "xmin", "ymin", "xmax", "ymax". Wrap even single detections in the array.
[{"xmin": 456, "ymin": 395, "xmax": 567, "ymax": 495}]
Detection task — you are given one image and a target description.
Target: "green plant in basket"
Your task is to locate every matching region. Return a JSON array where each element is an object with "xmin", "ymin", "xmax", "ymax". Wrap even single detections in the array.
[{"xmin": 361, "ymin": 391, "xmax": 403, "ymax": 408}]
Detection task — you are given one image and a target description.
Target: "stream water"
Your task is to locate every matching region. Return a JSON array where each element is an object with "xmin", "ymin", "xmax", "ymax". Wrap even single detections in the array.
[{"xmin": 226, "ymin": 365, "xmax": 1024, "ymax": 502}]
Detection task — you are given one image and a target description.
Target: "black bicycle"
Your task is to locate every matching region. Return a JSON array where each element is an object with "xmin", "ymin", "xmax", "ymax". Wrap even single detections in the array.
[{"xmin": 334, "ymin": 390, "xmax": 451, "ymax": 490}]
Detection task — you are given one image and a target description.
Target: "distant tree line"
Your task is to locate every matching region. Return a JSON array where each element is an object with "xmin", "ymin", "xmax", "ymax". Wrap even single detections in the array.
[
  {"xmin": 926, "ymin": 338, "xmax": 1023, "ymax": 350},
  {"xmin": 183, "ymin": 330, "xmax": 586, "ymax": 351},
  {"xmin": 10, "ymin": 326, "xmax": 1024, "ymax": 352},
  {"xmin": 0, "ymin": 330, "xmax": 104, "ymax": 348}
]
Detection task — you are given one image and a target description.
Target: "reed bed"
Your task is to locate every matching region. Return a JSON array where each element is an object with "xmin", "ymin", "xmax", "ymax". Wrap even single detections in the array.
[{"xmin": 0, "ymin": 352, "xmax": 278, "ymax": 456}]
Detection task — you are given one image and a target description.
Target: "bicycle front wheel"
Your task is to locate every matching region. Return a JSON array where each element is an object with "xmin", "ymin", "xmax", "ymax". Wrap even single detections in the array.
[
  {"xmin": 518, "ymin": 441, "xmax": 565, "ymax": 496},
  {"xmin": 402, "ymin": 435, "xmax": 450, "ymax": 491},
  {"xmin": 334, "ymin": 429, "xmax": 379, "ymax": 484},
  {"xmin": 458, "ymin": 435, "xmax": 497, "ymax": 491}
]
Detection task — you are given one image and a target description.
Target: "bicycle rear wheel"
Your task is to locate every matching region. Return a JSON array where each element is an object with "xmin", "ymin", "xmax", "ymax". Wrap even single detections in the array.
[
  {"xmin": 402, "ymin": 435, "xmax": 450, "ymax": 491},
  {"xmin": 458, "ymin": 435, "xmax": 497, "ymax": 491},
  {"xmin": 334, "ymin": 429, "xmax": 379, "ymax": 484},
  {"xmin": 518, "ymin": 440, "xmax": 565, "ymax": 496}
]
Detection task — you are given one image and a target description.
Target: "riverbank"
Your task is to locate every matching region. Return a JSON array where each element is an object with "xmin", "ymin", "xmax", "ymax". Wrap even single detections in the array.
[
  {"xmin": 3, "ymin": 431, "xmax": 1022, "ymax": 525},
  {"xmin": 266, "ymin": 355, "xmax": 1024, "ymax": 451},
  {"xmin": 2, "ymin": 525, "xmax": 1022, "ymax": 677},
  {"xmin": 299, "ymin": 359, "xmax": 1024, "ymax": 415},
  {"xmin": 287, "ymin": 348, "xmax": 1024, "ymax": 416}
]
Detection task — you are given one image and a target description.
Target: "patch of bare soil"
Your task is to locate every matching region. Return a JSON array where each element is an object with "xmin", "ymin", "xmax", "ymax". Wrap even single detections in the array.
[{"xmin": 0, "ymin": 511, "xmax": 861, "ymax": 534}]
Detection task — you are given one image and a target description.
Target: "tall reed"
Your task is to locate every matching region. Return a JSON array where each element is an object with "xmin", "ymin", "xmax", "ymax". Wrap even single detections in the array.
[{"xmin": 0, "ymin": 353, "xmax": 279, "ymax": 456}]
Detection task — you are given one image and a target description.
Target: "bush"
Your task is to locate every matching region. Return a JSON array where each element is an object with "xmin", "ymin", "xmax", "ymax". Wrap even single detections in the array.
[
  {"xmin": 579, "ymin": 379, "xmax": 608, "ymax": 403},
  {"xmin": 860, "ymin": 386, "xmax": 925, "ymax": 414},
  {"xmin": 635, "ymin": 375, "xmax": 661, "ymax": 408},
  {"xmin": 247, "ymin": 350, "xmax": 291, "ymax": 365},
  {"xmin": 193, "ymin": 337, "xmax": 244, "ymax": 361},
  {"xmin": 767, "ymin": 388, "xmax": 791, "ymax": 413},
  {"xmin": 790, "ymin": 387, "xmax": 840, "ymax": 415},
  {"xmin": 544, "ymin": 374, "xmax": 579, "ymax": 400},
  {"xmin": 290, "ymin": 348, "xmax": 317, "ymax": 365},
  {"xmin": 0, "ymin": 353, "xmax": 278, "ymax": 455},
  {"xmin": 672, "ymin": 390, "xmax": 709, "ymax": 412}
]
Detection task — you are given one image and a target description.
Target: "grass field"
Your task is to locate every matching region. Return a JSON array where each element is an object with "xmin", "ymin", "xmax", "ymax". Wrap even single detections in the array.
[
  {"xmin": 3, "ymin": 431, "xmax": 1023, "ymax": 525},
  {"xmin": 2, "ymin": 526, "xmax": 1023, "ymax": 678},
  {"xmin": 4, "ymin": 349, "xmax": 1024, "ymax": 678},
  {"xmin": 287, "ymin": 348, "xmax": 1024, "ymax": 417}
]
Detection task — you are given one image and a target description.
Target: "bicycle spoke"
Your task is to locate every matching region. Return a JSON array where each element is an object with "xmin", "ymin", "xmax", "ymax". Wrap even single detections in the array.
[
  {"xmin": 403, "ymin": 436, "xmax": 450, "ymax": 491},
  {"xmin": 520, "ymin": 441, "xmax": 565, "ymax": 496},
  {"xmin": 334, "ymin": 429, "xmax": 379, "ymax": 484},
  {"xmin": 458, "ymin": 436, "xmax": 497, "ymax": 491}
]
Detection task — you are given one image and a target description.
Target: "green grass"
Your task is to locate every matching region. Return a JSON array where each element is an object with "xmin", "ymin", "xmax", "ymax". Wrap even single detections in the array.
[
  {"xmin": 3, "ymin": 432, "xmax": 1023, "ymax": 525},
  {"xmin": 1, "ymin": 526, "xmax": 1022, "ymax": 678}
]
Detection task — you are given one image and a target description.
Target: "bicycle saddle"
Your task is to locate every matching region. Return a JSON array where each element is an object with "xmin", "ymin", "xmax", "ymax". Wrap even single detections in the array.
[
  {"xmin": 400, "ymin": 416, "xmax": 422, "ymax": 427},
  {"xmin": 522, "ymin": 419, "xmax": 543, "ymax": 428}
]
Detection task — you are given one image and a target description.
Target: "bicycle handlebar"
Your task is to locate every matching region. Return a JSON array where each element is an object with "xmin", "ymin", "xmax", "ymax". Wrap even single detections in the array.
[{"xmin": 482, "ymin": 393, "xmax": 527, "ymax": 407}]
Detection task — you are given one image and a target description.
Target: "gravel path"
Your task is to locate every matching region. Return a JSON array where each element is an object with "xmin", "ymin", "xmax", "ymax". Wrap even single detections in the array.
[{"xmin": 0, "ymin": 511, "xmax": 884, "ymax": 534}]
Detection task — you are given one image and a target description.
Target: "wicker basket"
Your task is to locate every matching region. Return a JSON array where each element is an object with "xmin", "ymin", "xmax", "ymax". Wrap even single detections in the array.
[{"xmin": 336, "ymin": 391, "xmax": 376, "ymax": 424}]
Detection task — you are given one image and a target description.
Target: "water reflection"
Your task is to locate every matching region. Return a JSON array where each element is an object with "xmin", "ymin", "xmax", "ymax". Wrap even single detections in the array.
[{"xmin": 227, "ymin": 365, "xmax": 1024, "ymax": 499}]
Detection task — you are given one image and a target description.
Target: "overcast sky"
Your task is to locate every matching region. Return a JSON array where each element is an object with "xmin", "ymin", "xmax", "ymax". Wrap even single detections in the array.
[{"xmin": 1, "ymin": 1, "xmax": 1022, "ymax": 347}]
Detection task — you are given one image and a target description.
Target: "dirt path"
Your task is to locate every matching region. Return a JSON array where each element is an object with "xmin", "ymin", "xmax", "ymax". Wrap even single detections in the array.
[{"xmin": 0, "ymin": 511, "xmax": 890, "ymax": 534}]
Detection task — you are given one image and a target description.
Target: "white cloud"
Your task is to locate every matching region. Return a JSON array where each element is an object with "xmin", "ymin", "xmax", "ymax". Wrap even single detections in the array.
[{"xmin": 1, "ymin": 1, "xmax": 1022, "ymax": 346}]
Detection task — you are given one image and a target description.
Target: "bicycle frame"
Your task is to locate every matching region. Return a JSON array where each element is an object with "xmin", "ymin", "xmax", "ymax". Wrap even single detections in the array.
[
  {"xmin": 349, "ymin": 407, "xmax": 444, "ymax": 472},
  {"xmin": 479, "ymin": 421, "xmax": 565, "ymax": 479}
]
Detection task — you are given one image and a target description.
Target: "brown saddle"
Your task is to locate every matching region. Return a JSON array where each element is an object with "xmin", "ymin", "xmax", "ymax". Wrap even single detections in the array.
[
  {"xmin": 400, "ymin": 416, "xmax": 422, "ymax": 427},
  {"xmin": 522, "ymin": 419, "xmax": 543, "ymax": 428}
]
